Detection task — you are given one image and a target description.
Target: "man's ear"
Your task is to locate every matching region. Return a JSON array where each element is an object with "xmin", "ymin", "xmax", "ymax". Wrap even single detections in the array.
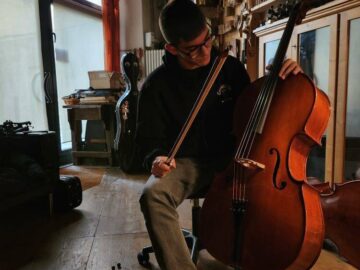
[{"xmin": 164, "ymin": 44, "xmax": 178, "ymax": 56}]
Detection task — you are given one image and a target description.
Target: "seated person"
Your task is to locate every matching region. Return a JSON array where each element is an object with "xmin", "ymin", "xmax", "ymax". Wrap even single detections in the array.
[{"xmin": 136, "ymin": 1, "xmax": 302, "ymax": 269}]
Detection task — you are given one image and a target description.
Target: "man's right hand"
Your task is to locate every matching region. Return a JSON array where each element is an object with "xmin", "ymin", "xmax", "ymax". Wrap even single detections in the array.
[{"xmin": 151, "ymin": 156, "xmax": 176, "ymax": 178}]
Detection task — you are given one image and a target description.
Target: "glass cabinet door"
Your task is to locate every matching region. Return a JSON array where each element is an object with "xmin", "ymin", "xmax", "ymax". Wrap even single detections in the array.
[
  {"xmin": 258, "ymin": 31, "xmax": 284, "ymax": 77},
  {"xmin": 265, "ymin": 40, "xmax": 280, "ymax": 70},
  {"xmin": 298, "ymin": 27, "xmax": 330, "ymax": 92},
  {"xmin": 292, "ymin": 15, "xmax": 338, "ymax": 183},
  {"xmin": 335, "ymin": 7, "xmax": 360, "ymax": 182}
]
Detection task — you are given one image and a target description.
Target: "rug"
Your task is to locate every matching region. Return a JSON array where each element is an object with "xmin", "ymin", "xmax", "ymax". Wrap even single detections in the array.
[{"xmin": 59, "ymin": 165, "xmax": 106, "ymax": 190}]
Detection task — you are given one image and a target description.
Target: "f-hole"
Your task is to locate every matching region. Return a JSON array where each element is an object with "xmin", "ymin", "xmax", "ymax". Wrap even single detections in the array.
[{"xmin": 269, "ymin": 148, "xmax": 287, "ymax": 190}]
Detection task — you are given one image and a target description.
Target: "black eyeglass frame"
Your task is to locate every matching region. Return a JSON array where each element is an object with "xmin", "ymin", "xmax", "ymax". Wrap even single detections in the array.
[{"xmin": 174, "ymin": 31, "xmax": 215, "ymax": 59}]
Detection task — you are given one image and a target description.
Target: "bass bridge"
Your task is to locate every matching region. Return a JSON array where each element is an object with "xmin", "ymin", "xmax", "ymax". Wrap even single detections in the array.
[{"xmin": 234, "ymin": 158, "xmax": 265, "ymax": 171}]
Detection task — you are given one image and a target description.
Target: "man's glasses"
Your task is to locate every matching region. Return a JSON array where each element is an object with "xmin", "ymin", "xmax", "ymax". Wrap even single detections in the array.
[{"xmin": 176, "ymin": 33, "xmax": 215, "ymax": 59}]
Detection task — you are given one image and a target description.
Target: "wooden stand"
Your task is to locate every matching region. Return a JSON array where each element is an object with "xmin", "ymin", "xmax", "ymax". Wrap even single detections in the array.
[{"xmin": 64, "ymin": 104, "xmax": 115, "ymax": 166}]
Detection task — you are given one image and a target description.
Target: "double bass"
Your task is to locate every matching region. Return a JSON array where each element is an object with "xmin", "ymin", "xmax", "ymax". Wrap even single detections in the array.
[
  {"xmin": 199, "ymin": 1, "xmax": 331, "ymax": 269},
  {"xmin": 311, "ymin": 179, "xmax": 360, "ymax": 269}
]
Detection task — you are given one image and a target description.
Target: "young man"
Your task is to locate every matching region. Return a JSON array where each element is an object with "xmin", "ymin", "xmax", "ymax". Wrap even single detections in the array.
[{"xmin": 136, "ymin": 1, "xmax": 302, "ymax": 269}]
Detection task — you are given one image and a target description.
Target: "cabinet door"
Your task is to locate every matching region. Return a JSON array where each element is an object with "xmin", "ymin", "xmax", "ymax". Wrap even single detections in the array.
[
  {"xmin": 335, "ymin": 7, "xmax": 360, "ymax": 182},
  {"xmin": 291, "ymin": 15, "xmax": 338, "ymax": 183}
]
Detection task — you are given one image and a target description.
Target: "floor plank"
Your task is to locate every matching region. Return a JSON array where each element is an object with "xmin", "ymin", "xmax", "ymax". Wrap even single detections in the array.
[
  {"xmin": 0, "ymin": 168, "xmax": 356, "ymax": 270},
  {"xmin": 87, "ymin": 233, "xmax": 160, "ymax": 270},
  {"xmin": 313, "ymin": 250, "xmax": 357, "ymax": 270},
  {"xmin": 196, "ymin": 249, "xmax": 357, "ymax": 270},
  {"xmin": 22, "ymin": 237, "xmax": 94, "ymax": 270}
]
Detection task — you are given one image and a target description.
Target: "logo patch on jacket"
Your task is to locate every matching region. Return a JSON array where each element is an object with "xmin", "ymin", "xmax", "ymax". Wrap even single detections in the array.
[{"xmin": 217, "ymin": 84, "xmax": 233, "ymax": 103}]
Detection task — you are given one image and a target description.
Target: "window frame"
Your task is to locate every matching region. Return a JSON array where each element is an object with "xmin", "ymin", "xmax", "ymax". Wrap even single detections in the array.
[
  {"xmin": 38, "ymin": 0, "xmax": 103, "ymax": 165},
  {"xmin": 54, "ymin": 0, "xmax": 102, "ymax": 16}
]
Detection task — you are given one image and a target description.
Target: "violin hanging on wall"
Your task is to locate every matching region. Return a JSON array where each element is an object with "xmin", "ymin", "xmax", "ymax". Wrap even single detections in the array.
[{"xmin": 114, "ymin": 53, "xmax": 140, "ymax": 172}]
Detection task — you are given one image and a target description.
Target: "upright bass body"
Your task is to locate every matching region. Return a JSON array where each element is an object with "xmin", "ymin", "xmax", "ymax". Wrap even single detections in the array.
[{"xmin": 200, "ymin": 73, "xmax": 330, "ymax": 270}]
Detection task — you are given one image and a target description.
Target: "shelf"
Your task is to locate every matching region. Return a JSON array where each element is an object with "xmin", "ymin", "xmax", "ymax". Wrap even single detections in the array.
[
  {"xmin": 251, "ymin": 0, "xmax": 280, "ymax": 13},
  {"xmin": 224, "ymin": 15, "xmax": 235, "ymax": 23},
  {"xmin": 199, "ymin": 6, "xmax": 219, "ymax": 19}
]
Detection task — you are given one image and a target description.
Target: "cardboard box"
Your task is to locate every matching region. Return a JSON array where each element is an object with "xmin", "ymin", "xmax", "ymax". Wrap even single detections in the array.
[{"xmin": 88, "ymin": 71, "xmax": 124, "ymax": 89}]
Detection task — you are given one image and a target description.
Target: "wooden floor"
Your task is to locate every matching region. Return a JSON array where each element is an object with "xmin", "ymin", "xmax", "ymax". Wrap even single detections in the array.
[{"xmin": 0, "ymin": 168, "xmax": 356, "ymax": 270}]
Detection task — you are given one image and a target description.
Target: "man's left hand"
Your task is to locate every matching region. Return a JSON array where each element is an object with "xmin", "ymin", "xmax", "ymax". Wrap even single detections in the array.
[{"xmin": 279, "ymin": 59, "xmax": 303, "ymax": 80}]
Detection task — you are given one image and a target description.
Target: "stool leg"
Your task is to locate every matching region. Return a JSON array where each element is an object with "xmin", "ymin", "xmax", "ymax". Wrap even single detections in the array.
[
  {"xmin": 104, "ymin": 128, "xmax": 113, "ymax": 166},
  {"xmin": 137, "ymin": 245, "xmax": 153, "ymax": 268},
  {"xmin": 191, "ymin": 198, "xmax": 202, "ymax": 263},
  {"xmin": 48, "ymin": 192, "xmax": 54, "ymax": 217},
  {"xmin": 192, "ymin": 198, "xmax": 201, "ymax": 237}
]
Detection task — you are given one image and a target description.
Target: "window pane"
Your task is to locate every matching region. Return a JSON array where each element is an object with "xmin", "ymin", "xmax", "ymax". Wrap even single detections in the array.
[
  {"xmin": 298, "ymin": 27, "xmax": 331, "ymax": 182},
  {"xmin": 53, "ymin": 3, "xmax": 104, "ymax": 150},
  {"xmin": 299, "ymin": 27, "xmax": 330, "ymax": 94},
  {"xmin": 87, "ymin": 0, "xmax": 102, "ymax": 6},
  {"xmin": 345, "ymin": 18, "xmax": 360, "ymax": 180},
  {"xmin": 0, "ymin": 0, "xmax": 48, "ymax": 130},
  {"xmin": 264, "ymin": 39, "xmax": 280, "ymax": 74}
]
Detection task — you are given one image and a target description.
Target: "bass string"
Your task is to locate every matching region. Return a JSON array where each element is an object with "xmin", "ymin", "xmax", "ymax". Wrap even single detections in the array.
[
  {"xmin": 234, "ymin": 1, "xmax": 298, "ymax": 163},
  {"xmin": 235, "ymin": 73, "xmax": 277, "ymax": 160},
  {"xmin": 231, "ymin": 5, "xmax": 298, "ymax": 200},
  {"xmin": 232, "ymin": 74, "xmax": 278, "ymax": 201},
  {"xmin": 244, "ymin": 78, "xmax": 279, "ymax": 158}
]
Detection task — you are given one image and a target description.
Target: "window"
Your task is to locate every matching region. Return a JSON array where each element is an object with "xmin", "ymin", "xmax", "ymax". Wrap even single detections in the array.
[
  {"xmin": 0, "ymin": 0, "xmax": 48, "ymax": 130},
  {"xmin": 52, "ymin": 1, "xmax": 104, "ymax": 150}
]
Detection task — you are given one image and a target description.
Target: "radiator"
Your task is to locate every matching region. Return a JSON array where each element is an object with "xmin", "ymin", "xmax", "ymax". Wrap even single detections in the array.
[{"xmin": 145, "ymin": 49, "xmax": 165, "ymax": 76}]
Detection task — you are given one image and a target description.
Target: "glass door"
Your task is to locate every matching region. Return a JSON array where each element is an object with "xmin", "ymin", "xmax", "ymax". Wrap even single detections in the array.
[
  {"xmin": 335, "ymin": 7, "xmax": 360, "ymax": 182},
  {"xmin": 52, "ymin": 1, "xmax": 104, "ymax": 151},
  {"xmin": 0, "ymin": 0, "xmax": 48, "ymax": 130},
  {"xmin": 292, "ymin": 15, "xmax": 338, "ymax": 183}
]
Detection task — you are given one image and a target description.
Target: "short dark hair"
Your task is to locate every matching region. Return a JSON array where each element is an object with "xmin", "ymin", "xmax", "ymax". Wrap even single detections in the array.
[{"xmin": 159, "ymin": 0, "xmax": 207, "ymax": 46}]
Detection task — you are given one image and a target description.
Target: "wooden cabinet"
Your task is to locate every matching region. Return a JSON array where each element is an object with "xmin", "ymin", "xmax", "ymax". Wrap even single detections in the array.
[{"xmin": 254, "ymin": 0, "xmax": 360, "ymax": 184}]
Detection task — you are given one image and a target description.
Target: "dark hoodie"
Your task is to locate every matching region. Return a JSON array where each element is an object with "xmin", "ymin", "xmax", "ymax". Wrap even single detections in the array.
[{"xmin": 135, "ymin": 49, "xmax": 250, "ymax": 171}]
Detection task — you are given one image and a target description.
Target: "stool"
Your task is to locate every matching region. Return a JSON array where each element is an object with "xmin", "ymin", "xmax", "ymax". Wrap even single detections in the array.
[{"xmin": 137, "ymin": 197, "xmax": 203, "ymax": 268}]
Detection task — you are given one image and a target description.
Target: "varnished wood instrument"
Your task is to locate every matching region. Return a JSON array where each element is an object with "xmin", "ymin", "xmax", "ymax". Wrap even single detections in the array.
[
  {"xmin": 311, "ymin": 179, "xmax": 360, "ymax": 269},
  {"xmin": 199, "ymin": 1, "xmax": 332, "ymax": 269}
]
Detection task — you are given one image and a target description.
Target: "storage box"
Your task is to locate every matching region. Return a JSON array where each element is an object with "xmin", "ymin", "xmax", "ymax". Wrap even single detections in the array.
[{"xmin": 88, "ymin": 71, "xmax": 124, "ymax": 89}]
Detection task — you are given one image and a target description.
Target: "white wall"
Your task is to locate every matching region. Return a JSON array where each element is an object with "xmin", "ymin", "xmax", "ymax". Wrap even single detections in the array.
[{"xmin": 120, "ymin": 0, "xmax": 144, "ymax": 51}]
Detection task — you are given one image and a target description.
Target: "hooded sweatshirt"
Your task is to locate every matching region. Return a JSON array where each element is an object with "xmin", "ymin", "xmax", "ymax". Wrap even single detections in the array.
[{"xmin": 135, "ymin": 49, "xmax": 250, "ymax": 171}]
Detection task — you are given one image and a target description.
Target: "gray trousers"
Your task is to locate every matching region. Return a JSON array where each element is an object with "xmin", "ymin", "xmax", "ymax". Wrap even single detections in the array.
[{"xmin": 139, "ymin": 158, "xmax": 216, "ymax": 270}]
